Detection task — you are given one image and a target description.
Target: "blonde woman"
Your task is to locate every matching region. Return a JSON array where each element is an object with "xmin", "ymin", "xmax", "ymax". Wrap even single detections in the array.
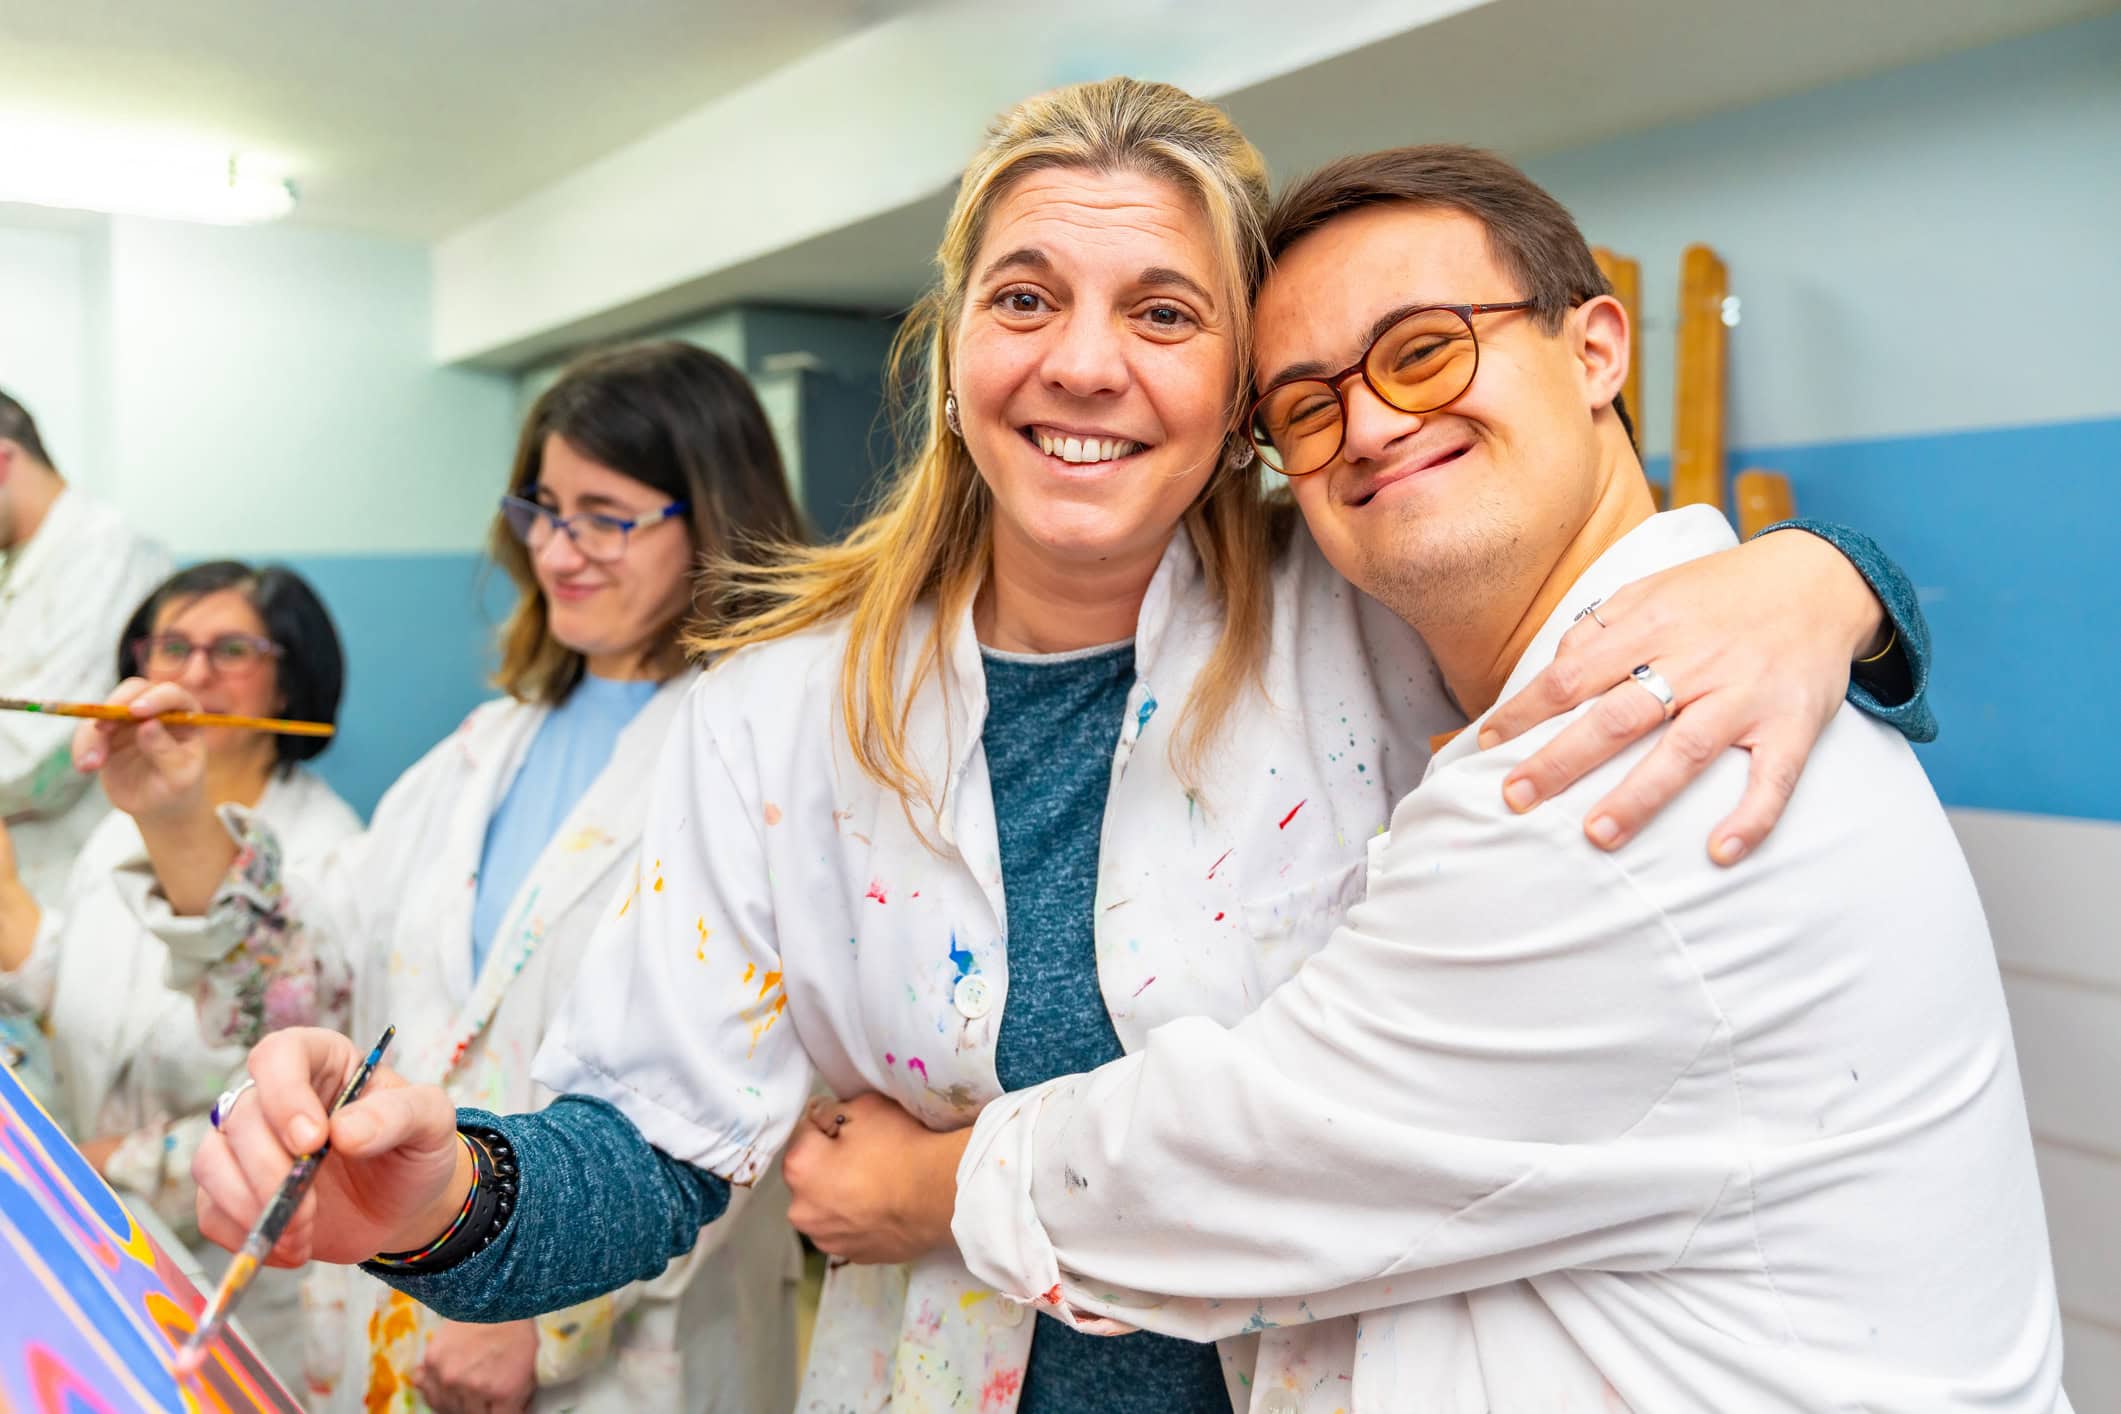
[{"xmin": 196, "ymin": 81, "xmax": 1929, "ymax": 1414}]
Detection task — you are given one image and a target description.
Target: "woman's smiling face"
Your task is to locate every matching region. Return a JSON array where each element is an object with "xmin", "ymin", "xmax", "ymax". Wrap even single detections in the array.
[{"xmin": 951, "ymin": 165, "xmax": 1237, "ymax": 579}]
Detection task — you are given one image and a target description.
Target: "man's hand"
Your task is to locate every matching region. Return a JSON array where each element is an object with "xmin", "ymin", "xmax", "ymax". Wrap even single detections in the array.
[{"xmin": 784, "ymin": 1093, "xmax": 972, "ymax": 1265}]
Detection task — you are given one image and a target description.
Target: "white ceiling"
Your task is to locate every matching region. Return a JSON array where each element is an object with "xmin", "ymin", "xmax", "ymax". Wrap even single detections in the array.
[
  {"xmin": 433, "ymin": 0, "xmax": 2113, "ymax": 363},
  {"xmin": 0, "ymin": 0, "xmax": 920, "ymax": 238}
]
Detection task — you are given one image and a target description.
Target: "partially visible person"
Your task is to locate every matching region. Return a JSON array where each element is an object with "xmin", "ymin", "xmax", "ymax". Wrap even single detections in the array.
[
  {"xmin": 0, "ymin": 388, "xmax": 170, "ymax": 908},
  {"xmin": 941, "ymin": 145, "xmax": 2067, "ymax": 1411},
  {"xmin": 0, "ymin": 560, "xmax": 357, "ymax": 1376},
  {"xmin": 76, "ymin": 344, "xmax": 807, "ymax": 1414}
]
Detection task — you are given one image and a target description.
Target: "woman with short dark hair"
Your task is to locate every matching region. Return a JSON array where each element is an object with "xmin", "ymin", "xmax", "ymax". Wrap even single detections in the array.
[
  {"xmin": 0, "ymin": 558, "xmax": 360, "ymax": 1377},
  {"xmin": 74, "ymin": 342, "xmax": 807, "ymax": 1414}
]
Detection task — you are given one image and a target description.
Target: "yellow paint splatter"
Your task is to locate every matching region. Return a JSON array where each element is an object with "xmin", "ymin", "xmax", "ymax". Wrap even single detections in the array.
[
  {"xmin": 746, "ymin": 972, "xmax": 788, "ymax": 1056},
  {"xmin": 959, "ymin": 1290, "xmax": 990, "ymax": 1313},
  {"xmin": 695, "ymin": 916, "xmax": 712, "ymax": 961},
  {"xmin": 763, "ymin": 801, "xmax": 783, "ymax": 826},
  {"xmin": 742, "ymin": 961, "xmax": 756, "ymax": 984},
  {"xmin": 652, "ymin": 858, "xmax": 665, "ymax": 893},
  {"xmin": 615, "ymin": 866, "xmax": 641, "ymax": 918}
]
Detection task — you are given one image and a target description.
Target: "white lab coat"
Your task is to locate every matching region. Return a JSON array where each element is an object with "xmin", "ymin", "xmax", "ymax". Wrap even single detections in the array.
[
  {"xmin": 954, "ymin": 508, "xmax": 2070, "ymax": 1413},
  {"xmin": 136, "ymin": 677, "xmax": 802, "ymax": 1414},
  {"xmin": 0, "ymin": 486, "xmax": 170, "ymax": 907},
  {"xmin": 0, "ymin": 765, "xmax": 360, "ymax": 1376},
  {"xmin": 537, "ymin": 523, "xmax": 1463, "ymax": 1413}
]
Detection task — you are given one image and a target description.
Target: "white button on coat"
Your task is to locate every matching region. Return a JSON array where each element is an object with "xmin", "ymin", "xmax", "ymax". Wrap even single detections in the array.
[{"xmin": 952, "ymin": 973, "xmax": 995, "ymax": 1020}]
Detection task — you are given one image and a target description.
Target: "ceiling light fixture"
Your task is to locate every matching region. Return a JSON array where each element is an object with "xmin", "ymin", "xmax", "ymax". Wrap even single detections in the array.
[{"xmin": 0, "ymin": 134, "xmax": 296, "ymax": 226}]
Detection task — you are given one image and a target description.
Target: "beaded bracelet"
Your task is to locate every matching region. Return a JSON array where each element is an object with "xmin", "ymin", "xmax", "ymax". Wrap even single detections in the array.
[
  {"xmin": 368, "ymin": 1133, "xmax": 481, "ymax": 1269},
  {"xmin": 365, "ymin": 1124, "xmax": 519, "ymax": 1275}
]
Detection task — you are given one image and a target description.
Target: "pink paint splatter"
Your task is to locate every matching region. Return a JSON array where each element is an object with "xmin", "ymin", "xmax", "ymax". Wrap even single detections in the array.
[
  {"xmin": 1206, "ymin": 848, "xmax": 1233, "ymax": 879},
  {"xmin": 979, "ymin": 1368, "xmax": 1024, "ymax": 1410},
  {"xmin": 1132, "ymin": 976, "xmax": 1156, "ymax": 997},
  {"xmin": 908, "ymin": 1057, "xmax": 929, "ymax": 1084},
  {"xmin": 1279, "ymin": 799, "xmax": 1307, "ymax": 830},
  {"xmin": 884, "ymin": 1052, "xmax": 895, "ymax": 1064},
  {"xmin": 865, "ymin": 880, "xmax": 888, "ymax": 904},
  {"xmin": 762, "ymin": 801, "xmax": 783, "ymax": 826}
]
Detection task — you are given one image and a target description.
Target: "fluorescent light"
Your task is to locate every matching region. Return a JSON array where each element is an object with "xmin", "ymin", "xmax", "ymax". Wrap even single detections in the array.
[{"xmin": 0, "ymin": 133, "xmax": 296, "ymax": 226}]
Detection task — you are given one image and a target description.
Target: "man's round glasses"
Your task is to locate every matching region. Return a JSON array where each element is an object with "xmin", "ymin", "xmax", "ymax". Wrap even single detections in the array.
[
  {"xmin": 500, "ymin": 493, "xmax": 690, "ymax": 565},
  {"xmin": 132, "ymin": 633, "xmax": 283, "ymax": 679},
  {"xmin": 1246, "ymin": 300, "xmax": 1538, "ymax": 477}
]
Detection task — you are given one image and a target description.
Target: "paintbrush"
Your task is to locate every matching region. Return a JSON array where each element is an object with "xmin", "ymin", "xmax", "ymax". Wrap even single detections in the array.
[
  {"xmin": 0, "ymin": 696, "xmax": 335, "ymax": 739},
  {"xmin": 175, "ymin": 1024, "xmax": 395, "ymax": 1377}
]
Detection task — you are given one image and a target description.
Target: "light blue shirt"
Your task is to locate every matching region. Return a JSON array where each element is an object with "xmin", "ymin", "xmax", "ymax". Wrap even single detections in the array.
[{"xmin": 470, "ymin": 674, "xmax": 660, "ymax": 974}]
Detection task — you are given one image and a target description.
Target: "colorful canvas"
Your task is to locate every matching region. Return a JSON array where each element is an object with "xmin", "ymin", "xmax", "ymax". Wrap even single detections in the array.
[{"xmin": 0, "ymin": 1058, "xmax": 300, "ymax": 1414}]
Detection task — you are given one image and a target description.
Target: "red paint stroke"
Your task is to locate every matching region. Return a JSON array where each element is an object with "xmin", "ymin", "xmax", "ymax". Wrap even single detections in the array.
[
  {"xmin": 979, "ymin": 1366, "xmax": 1025, "ymax": 1410},
  {"xmin": 864, "ymin": 880, "xmax": 888, "ymax": 905},
  {"xmin": 1278, "ymin": 799, "xmax": 1307, "ymax": 830},
  {"xmin": 1205, "ymin": 848, "xmax": 1233, "ymax": 879},
  {"xmin": 908, "ymin": 1057, "xmax": 929, "ymax": 1084},
  {"xmin": 1040, "ymin": 1285, "xmax": 1063, "ymax": 1305},
  {"xmin": 1213, "ymin": 912, "xmax": 1225, "ymax": 922},
  {"xmin": 1132, "ymin": 977, "xmax": 1156, "ymax": 997}
]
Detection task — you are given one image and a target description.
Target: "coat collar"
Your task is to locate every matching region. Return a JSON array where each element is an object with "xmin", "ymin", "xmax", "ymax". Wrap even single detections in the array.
[{"xmin": 1435, "ymin": 507, "xmax": 1738, "ymax": 778}]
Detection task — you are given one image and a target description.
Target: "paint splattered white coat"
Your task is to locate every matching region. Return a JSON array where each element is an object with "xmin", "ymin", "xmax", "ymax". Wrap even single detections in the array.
[
  {"xmin": 138, "ymin": 677, "xmax": 802, "ymax": 1414},
  {"xmin": 0, "ymin": 486, "xmax": 170, "ymax": 908},
  {"xmin": 538, "ymin": 523, "xmax": 1462, "ymax": 1414}
]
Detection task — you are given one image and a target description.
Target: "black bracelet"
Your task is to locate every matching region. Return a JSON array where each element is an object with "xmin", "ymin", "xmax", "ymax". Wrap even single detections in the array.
[{"xmin": 365, "ymin": 1124, "xmax": 519, "ymax": 1276}]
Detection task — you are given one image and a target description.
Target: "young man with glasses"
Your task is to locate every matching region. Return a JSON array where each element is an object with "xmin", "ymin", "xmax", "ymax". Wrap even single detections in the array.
[
  {"xmin": 0, "ymin": 388, "xmax": 170, "ymax": 911},
  {"xmin": 946, "ymin": 146, "xmax": 2068, "ymax": 1411}
]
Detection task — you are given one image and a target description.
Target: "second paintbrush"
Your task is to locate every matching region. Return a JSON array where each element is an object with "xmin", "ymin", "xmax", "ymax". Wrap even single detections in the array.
[{"xmin": 0, "ymin": 696, "xmax": 335, "ymax": 739}]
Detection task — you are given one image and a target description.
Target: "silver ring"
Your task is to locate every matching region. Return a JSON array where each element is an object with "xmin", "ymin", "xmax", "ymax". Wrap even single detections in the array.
[
  {"xmin": 1574, "ymin": 597, "xmax": 1608, "ymax": 629},
  {"xmin": 211, "ymin": 1073, "xmax": 256, "ymax": 1130},
  {"xmin": 1630, "ymin": 663, "xmax": 1676, "ymax": 719}
]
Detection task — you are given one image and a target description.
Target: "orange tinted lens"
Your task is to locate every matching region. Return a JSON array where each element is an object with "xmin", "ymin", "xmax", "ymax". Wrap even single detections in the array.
[
  {"xmin": 1368, "ymin": 308, "xmax": 1477, "ymax": 413},
  {"xmin": 1252, "ymin": 381, "xmax": 1343, "ymax": 476}
]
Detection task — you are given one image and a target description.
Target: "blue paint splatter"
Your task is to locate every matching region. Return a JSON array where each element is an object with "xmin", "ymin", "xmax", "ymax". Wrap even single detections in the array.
[
  {"xmin": 1136, "ymin": 695, "xmax": 1158, "ymax": 734},
  {"xmin": 948, "ymin": 931, "xmax": 975, "ymax": 980}
]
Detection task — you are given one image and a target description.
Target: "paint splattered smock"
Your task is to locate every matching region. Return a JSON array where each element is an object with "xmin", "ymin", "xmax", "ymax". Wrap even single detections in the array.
[
  {"xmin": 0, "ymin": 486, "xmax": 169, "ymax": 909},
  {"xmin": 131, "ymin": 675, "xmax": 801, "ymax": 1413},
  {"xmin": 536, "ymin": 522, "xmax": 1460, "ymax": 1413}
]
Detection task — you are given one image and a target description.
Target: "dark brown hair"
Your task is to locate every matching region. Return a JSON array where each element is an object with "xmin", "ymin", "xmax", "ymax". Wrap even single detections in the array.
[
  {"xmin": 118, "ymin": 561, "xmax": 345, "ymax": 769},
  {"xmin": 1265, "ymin": 144, "xmax": 1635, "ymax": 442},
  {"xmin": 0, "ymin": 387, "xmax": 56, "ymax": 471},
  {"xmin": 491, "ymin": 340, "xmax": 806, "ymax": 704}
]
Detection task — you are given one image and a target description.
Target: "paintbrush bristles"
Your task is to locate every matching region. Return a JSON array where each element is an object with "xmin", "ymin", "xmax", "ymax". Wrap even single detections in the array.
[{"xmin": 0, "ymin": 696, "xmax": 334, "ymax": 738}]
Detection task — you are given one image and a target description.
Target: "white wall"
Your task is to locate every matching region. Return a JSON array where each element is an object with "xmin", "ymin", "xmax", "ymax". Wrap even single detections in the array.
[
  {"xmin": 1524, "ymin": 13, "xmax": 2121, "ymax": 459},
  {"xmin": 0, "ymin": 210, "xmax": 105, "ymax": 489},
  {"xmin": 1, "ymin": 207, "xmax": 516, "ymax": 559},
  {"xmin": 1953, "ymin": 809, "xmax": 2121, "ymax": 1408},
  {"xmin": 101, "ymin": 216, "xmax": 515, "ymax": 557}
]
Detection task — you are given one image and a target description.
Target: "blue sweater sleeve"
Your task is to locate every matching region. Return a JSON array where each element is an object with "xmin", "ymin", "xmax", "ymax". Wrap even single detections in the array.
[
  {"xmin": 361, "ymin": 1095, "xmax": 729, "ymax": 1322},
  {"xmin": 1759, "ymin": 519, "xmax": 1937, "ymax": 744}
]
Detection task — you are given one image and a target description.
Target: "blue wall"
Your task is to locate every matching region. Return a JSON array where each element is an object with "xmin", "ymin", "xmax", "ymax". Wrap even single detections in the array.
[
  {"xmin": 272, "ymin": 553, "xmax": 512, "ymax": 819},
  {"xmin": 1647, "ymin": 415, "xmax": 2119, "ymax": 822}
]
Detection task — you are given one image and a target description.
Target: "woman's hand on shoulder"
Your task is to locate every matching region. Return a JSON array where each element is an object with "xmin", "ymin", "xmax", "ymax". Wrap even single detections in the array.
[
  {"xmin": 1480, "ymin": 528, "xmax": 1882, "ymax": 865},
  {"xmin": 784, "ymin": 1093, "xmax": 973, "ymax": 1265}
]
